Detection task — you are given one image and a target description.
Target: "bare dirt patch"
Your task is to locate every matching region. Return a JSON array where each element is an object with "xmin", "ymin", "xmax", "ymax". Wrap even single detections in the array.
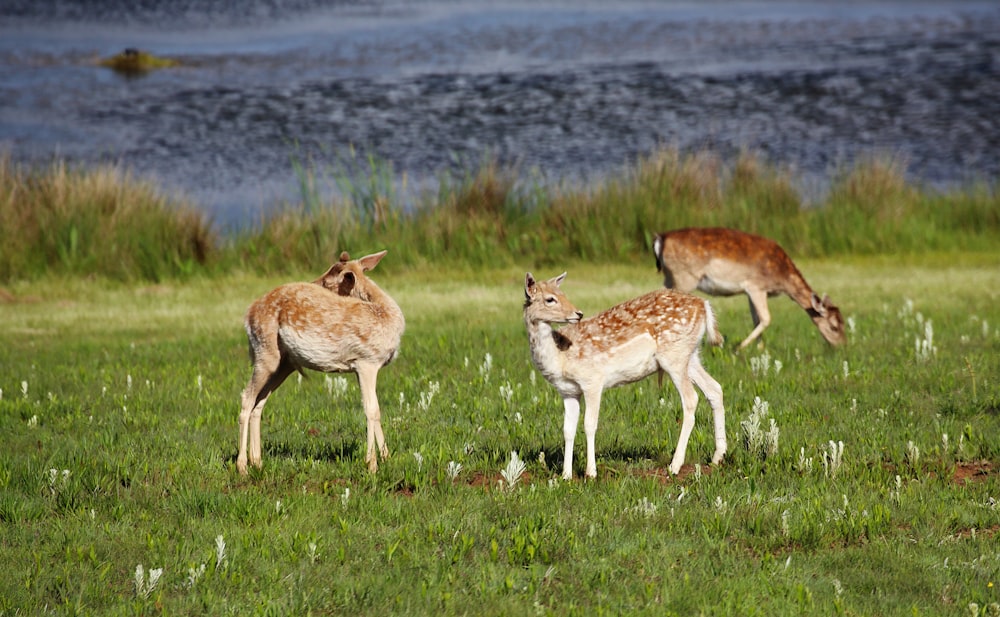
[{"xmin": 953, "ymin": 460, "xmax": 995, "ymax": 485}]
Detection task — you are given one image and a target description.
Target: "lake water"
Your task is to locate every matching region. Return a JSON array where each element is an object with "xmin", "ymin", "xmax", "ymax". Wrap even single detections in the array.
[{"xmin": 1, "ymin": 1, "xmax": 998, "ymax": 228}]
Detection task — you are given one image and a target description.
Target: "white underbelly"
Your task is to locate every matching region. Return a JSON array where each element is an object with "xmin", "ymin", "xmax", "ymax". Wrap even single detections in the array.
[
  {"xmin": 589, "ymin": 335, "xmax": 659, "ymax": 389},
  {"xmin": 697, "ymin": 275, "xmax": 744, "ymax": 296},
  {"xmin": 279, "ymin": 327, "xmax": 355, "ymax": 373}
]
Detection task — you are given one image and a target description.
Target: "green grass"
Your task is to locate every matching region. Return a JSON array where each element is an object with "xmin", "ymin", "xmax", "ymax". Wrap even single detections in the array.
[{"xmin": 2, "ymin": 258, "xmax": 998, "ymax": 615}]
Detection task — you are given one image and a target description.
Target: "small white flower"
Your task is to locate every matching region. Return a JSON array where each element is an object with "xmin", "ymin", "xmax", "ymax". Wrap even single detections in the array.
[
  {"xmin": 500, "ymin": 451, "xmax": 526, "ymax": 490},
  {"xmin": 628, "ymin": 497, "xmax": 658, "ymax": 517},
  {"xmin": 215, "ymin": 535, "xmax": 227, "ymax": 569},
  {"xmin": 479, "ymin": 353, "xmax": 493, "ymax": 382},
  {"xmin": 187, "ymin": 563, "xmax": 206, "ymax": 588},
  {"xmin": 446, "ymin": 460, "xmax": 463, "ymax": 480},
  {"xmin": 134, "ymin": 564, "xmax": 162, "ymax": 598},
  {"xmin": 418, "ymin": 381, "xmax": 440, "ymax": 411},
  {"xmin": 499, "ymin": 381, "xmax": 514, "ymax": 404},
  {"xmin": 822, "ymin": 441, "xmax": 845, "ymax": 478}
]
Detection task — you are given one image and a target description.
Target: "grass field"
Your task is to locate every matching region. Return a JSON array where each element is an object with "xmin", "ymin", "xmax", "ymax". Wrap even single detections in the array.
[{"xmin": 2, "ymin": 256, "xmax": 998, "ymax": 615}]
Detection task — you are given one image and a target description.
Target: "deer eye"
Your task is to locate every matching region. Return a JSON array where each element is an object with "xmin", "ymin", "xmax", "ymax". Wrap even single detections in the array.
[{"xmin": 544, "ymin": 296, "xmax": 557, "ymax": 305}]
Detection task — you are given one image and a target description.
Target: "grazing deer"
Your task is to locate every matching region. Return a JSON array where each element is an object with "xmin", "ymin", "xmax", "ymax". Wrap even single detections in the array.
[
  {"xmin": 523, "ymin": 272, "xmax": 726, "ymax": 479},
  {"xmin": 652, "ymin": 227, "xmax": 846, "ymax": 350},
  {"xmin": 237, "ymin": 250, "xmax": 405, "ymax": 475}
]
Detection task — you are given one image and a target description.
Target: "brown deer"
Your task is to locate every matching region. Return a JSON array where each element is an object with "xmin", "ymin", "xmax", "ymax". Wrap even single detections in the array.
[
  {"xmin": 237, "ymin": 250, "xmax": 405, "ymax": 475},
  {"xmin": 523, "ymin": 272, "xmax": 726, "ymax": 479},
  {"xmin": 652, "ymin": 227, "xmax": 846, "ymax": 350}
]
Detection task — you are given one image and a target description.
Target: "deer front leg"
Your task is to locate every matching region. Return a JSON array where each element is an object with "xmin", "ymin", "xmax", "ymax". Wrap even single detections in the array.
[
  {"xmin": 738, "ymin": 289, "xmax": 771, "ymax": 350},
  {"xmin": 357, "ymin": 364, "xmax": 388, "ymax": 473},
  {"xmin": 582, "ymin": 387, "xmax": 603, "ymax": 479},
  {"xmin": 561, "ymin": 397, "xmax": 581, "ymax": 480},
  {"xmin": 690, "ymin": 359, "xmax": 727, "ymax": 465},
  {"xmin": 237, "ymin": 397, "xmax": 252, "ymax": 475},
  {"xmin": 667, "ymin": 365, "xmax": 700, "ymax": 475}
]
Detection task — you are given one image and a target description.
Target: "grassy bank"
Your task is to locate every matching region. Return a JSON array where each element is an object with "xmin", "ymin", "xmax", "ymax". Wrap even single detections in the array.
[
  {"xmin": 1, "ymin": 150, "xmax": 998, "ymax": 283},
  {"xmin": 1, "ymin": 259, "xmax": 998, "ymax": 615}
]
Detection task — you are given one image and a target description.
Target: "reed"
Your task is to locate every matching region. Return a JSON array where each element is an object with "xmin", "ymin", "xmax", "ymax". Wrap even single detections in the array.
[
  {"xmin": 0, "ymin": 155, "xmax": 214, "ymax": 282},
  {"xmin": 1, "ymin": 149, "xmax": 997, "ymax": 283}
]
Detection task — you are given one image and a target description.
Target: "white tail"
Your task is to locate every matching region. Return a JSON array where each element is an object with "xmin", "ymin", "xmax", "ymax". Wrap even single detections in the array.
[
  {"xmin": 237, "ymin": 250, "xmax": 405, "ymax": 475},
  {"xmin": 653, "ymin": 227, "xmax": 846, "ymax": 349},
  {"xmin": 523, "ymin": 272, "xmax": 726, "ymax": 479}
]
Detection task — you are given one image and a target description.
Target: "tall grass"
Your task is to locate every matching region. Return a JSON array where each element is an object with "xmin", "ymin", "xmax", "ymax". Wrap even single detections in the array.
[
  {"xmin": 1, "ymin": 149, "xmax": 997, "ymax": 283},
  {"xmin": 0, "ymin": 155, "xmax": 215, "ymax": 282}
]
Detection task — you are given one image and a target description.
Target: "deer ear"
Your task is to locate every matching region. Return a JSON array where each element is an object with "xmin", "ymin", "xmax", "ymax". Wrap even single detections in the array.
[
  {"xmin": 525, "ymin": 272, "xmax": 536, "ymax": 291},
  {"xmin": 316, "ymin": 261, "xmax": 344, "ymax": 290},
  {"xmin": 553, "ymin": 272, "xmax": 567, "ymax": 287},
  {"xmin": 358, "ymin": 250, "xmax": 388, "ymax": 272},
  {"xmin": 339, "ymin": 271, "xmax": 357, "ymax": 296},
  {"xmin": 810, "ymin": 293, "xmax": 828, "ymax": 317}
]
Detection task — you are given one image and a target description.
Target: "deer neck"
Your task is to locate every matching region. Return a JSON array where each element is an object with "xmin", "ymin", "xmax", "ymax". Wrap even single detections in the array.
[
  {"xmin": 524, "ymin": 316, "xmax": 574, "ymax": 376},
  {"xmin": 361, "ymin": 281, "xmax": 405, "ymax": 326},
  {"xmin": 784, "ymin": 275, "xmax": 818, "ymax": 312}
]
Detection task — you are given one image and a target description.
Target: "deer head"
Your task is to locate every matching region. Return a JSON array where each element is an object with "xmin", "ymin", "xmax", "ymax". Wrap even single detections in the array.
[
  {"xmin": 524, "ymin": 272, "xmax": 584, "ymax": 324},
  {"xmin": 809, "ymin": 293, "xmax": 847, "ymax": 346},
  {"xmin": 314, "ymin": 250, "xmax": 388, "ymax": 299}
]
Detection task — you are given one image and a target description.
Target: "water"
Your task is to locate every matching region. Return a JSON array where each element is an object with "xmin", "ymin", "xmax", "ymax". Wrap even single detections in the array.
[{"xmin": 2, "ymin": 1, "xmax": 998, "ymax": 228}]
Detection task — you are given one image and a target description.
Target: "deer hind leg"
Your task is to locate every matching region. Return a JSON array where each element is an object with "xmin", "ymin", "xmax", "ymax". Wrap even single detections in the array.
[
  {"xmin": 689, "ymin": 354, "xmax": 726, "ymax": 466},
  {"xmin": 581, "ymin": 387, "xmax": 604, "ymax": 479},
  {"xmin": 561, "ymin": 396, "xmax": 581, "ymax": 480},
  {"xmin": 238, "ymin": 356, "xmax": 293, "ymax": 475},
  {"xmin": 738, "ymin": 288, "xmax": 772, "ymax": 350},
  {"xmin": 661, "ymin": 355, "xmax": 699, "ymax": 475},
  {"xmin": 356, "ymin": 363, "xmax": 388, "ymax": 473}
]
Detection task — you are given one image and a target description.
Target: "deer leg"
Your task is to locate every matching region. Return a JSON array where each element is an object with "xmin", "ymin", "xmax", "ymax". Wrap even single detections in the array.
[
  {"xmin": 738, "ymin": 289, "xmax": 771, "ymax": 350},
  {"xmin": 238, "ymin": 358, "xmax": 293, "ymax": 475},
  {"xmin": 561, "ymin": 397, "xmax": 581, "ymax": 480},
  {"xmin": 689, "ymin": 356, "xmax": 726, "ymax": 465},
  {"xmin": 663, "ymin": 358, "xmax": 699, "ymax": 475},
  {"xmin": 357, "ymin": 363, "xmax": 387, "ymax": 473},
  {"xmin": 582, "ymin": 387, "xmax": 604, "ymax": 479}
]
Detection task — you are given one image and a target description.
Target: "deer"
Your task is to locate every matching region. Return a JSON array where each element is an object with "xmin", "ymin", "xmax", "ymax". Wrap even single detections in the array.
[
  {"xmin": 523, "ymin": 272, "xmax": 726, "ymax": 479},
  {"xmin": 237, "ymin": 250, "xmax": 405, "ymax": 475},
  {"xmin": 652, "ymin": 227, "xmax": 846, "ymax": 350}
]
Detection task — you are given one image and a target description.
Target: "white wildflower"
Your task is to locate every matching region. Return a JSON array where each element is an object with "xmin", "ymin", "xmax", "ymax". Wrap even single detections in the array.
[
  {"xmin": 822, "ymin": 441, "xmax": 845, "ymax": 478},
  {"xmin": 215, "ymin": 535, "xmax": 227, "ymax": 569},
  {"xmin": 186, "ymin": 563, "xmax": 206, "ymax": 588},
  {"xmin": 500, "ymin": 451, "xmax": 526, "ymax": 491},
  {"xmin": 741, "ymin": 397, "xmax": 779, "ymax": 460}
]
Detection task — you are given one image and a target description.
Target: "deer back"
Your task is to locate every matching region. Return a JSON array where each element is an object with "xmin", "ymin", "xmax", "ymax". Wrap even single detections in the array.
[{"xmin": 655, "ymin": 227, "xmax": 809, "ymax": 297}]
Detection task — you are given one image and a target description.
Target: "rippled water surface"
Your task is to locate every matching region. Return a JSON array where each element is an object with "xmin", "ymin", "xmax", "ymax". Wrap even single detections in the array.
[{"xmin": 2, "ymin": 1, "xmax": 998, "ymax": 226}]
